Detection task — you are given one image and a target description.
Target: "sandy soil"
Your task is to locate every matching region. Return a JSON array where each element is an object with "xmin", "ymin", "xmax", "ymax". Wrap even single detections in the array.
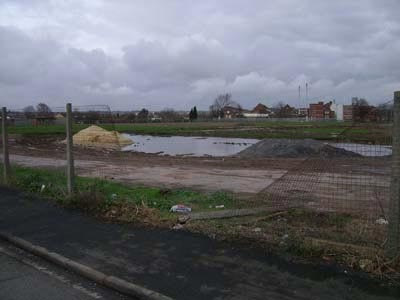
[{"xmin": 7, "ymin": 154, "xmax": 287, "ymax": 194}]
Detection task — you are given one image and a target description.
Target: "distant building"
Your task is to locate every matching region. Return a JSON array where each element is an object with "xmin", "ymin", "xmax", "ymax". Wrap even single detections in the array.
[
  {"xmin": 353, "ymin": 105, "xmax": 378, "ymax": 122},
  {"xmin": 149, "ymin": 112, "xmax": 162, "ymax": 122},
  {"xmin": 243, "ymin": 103, "xmax": 271, "ymax": 118},
  {"xmin": 330, "ymin": 102, "xmax": 344, "ymax": 121},
  {"xmin": 343, "ymin": 104, "xmax": 378, "ymax": 122},
  {"xmin": 343, "ymin": 105, "xmax": 353, "ymax": 121},
  {"xmin": 308, "ymin": 101, "xmax": 334, "ymax": 120},
  {"xmin": 222, "ymin": 106, "xmax": 242, "ymax": 119},
  {"xmin": 54, "ymin": 113, "xmax": 66, "ymax": 125},
  {"xmin": 32, "ymin": 114, "xmax": 56, "ymax": 126},
  {"xmin": 0, "ymin": 114, "xmax": 15, "ymax": 125},
  {"xmin": 252, "ymin": 103, "xmax": 269, "ymax": 114},
  {"xmin": 276, "ymin": 104, "xmax": 297, "ymax": 118},
  {"xmin": 297, "ymin": 108, "xmax": 309, "ymax": 117}
]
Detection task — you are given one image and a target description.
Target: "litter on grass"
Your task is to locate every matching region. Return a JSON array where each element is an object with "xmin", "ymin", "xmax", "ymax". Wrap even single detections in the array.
[
  {"xmin": 375, "ymin": 218, "xmax": 389, "ymax": 225},
  {"xmin": 170, "ymin": 204, "xmax": 192, "ymax": 213}
]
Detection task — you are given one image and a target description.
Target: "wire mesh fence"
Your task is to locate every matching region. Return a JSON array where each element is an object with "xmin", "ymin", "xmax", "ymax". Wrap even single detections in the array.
[
  {"xmin": 0, "ymin": 98, "xmax": 399, "ymax": 263},
  {"xmin": 251, "ymin": 120, "xmax": 394, "ymax": 262},
  {"xmin": 0, "ymin": 104, "xmax": 123, "ymax": 197}
]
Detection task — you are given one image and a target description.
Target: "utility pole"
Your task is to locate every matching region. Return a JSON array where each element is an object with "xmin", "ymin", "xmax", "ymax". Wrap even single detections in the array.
[
  {"xmin": 1, "ymin": 107, "xmax": 11, "ymax": 184},
  {"xmin": 298, "ymin": 85, "xmax": 301, "ymax": 108},
  {"xmin": 66, "ymin": 103, "xmax": 75, "ymax": 196},
  {"xmin": 386, "ymin": 91, "xmax": 400, "ymax": 257},
  {"xmin": 306, "ymin": 83, "xmax": 308, "ymax": 103}
]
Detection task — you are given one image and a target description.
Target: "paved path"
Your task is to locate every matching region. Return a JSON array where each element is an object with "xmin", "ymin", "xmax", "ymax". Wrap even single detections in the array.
[
  {"xmin": 0, "ymin": 187, "xmax": 398, "ymax": 300},
  {"xmin": 0, "ymin": 240, "xmax": 128, "ymax": 300}
]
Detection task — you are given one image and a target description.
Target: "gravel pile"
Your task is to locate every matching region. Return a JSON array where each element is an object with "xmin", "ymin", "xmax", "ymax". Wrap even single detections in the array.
[{"xmin": 237, "ymin": 138, "xmax": 361, "ymax": 158}]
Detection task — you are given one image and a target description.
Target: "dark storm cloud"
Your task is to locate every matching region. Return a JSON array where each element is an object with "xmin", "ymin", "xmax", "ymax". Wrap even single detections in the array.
[{"xmin": 0, "ymin": 0, "xmax": 399, "ymax": 110}]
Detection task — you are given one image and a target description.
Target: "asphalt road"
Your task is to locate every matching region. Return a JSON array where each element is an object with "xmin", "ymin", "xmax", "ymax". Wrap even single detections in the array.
[
  {"xmin": 0, "ymin": 240, "xmax": 129, "ymax": 300},
  {"xmin": 0, "ymin": 186, "xmax": 399, "ymax": 300}
]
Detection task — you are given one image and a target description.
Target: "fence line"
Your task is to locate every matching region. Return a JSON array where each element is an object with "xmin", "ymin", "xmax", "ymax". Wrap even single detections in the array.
[
  {"xmin": 387, "ymin": 91, "xmax": 400, "ymax": 257},
  {"xmin": 66, "ymin": 103, "xmax": 75, "ymax": 196},
  {"xmin": 1, "ymin": 94, "xmax": 399, "ymax": 259},
  {"xmin": 1, "ymin": 107, "xmax": 11, "ymax": 184}
]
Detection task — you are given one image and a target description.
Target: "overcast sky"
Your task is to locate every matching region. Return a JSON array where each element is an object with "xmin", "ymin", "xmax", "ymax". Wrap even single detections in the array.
[{"xmin": 0, "ymin": 0, "xmax": 399, "ymax": 110}]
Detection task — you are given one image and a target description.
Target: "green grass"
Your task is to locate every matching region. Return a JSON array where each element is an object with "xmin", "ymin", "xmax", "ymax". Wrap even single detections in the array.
[
  {"xmin": 1, "ymin": 165, "xmax": 242, "ymax": 213},
  {"xmin": 2, "ymin": 120, "xmax": 391, "ymax": 143}
]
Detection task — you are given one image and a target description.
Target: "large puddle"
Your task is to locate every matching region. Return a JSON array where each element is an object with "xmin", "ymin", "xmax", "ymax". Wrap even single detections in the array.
[
  {"xmin": 122, "ymin": 135, "xmax": 259, "ymax": 156},
  {"xmin": 331, "ymin": 143, "xmax": 392, "ymax": 157},
  {"xmin": 122, "ymin": 134, "xmax": 392, "ymax": 157}
]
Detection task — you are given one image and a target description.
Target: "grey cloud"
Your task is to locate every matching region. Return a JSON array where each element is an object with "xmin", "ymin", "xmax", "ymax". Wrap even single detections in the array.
[{"xmin": 0, "ymin": 0, "xmax": 399, "ymax": 110}]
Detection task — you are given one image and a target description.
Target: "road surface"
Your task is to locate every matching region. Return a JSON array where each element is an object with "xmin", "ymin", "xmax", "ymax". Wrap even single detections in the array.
[{"xmin": 0, "ymin": 240, "xmax": 129, "ymax": 300}]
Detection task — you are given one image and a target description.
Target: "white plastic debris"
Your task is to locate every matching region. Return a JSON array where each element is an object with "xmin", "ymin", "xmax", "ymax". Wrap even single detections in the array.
[
  {"xmin": 111, "ymin": 193, "xmax": 118, "ymax": 200},
  {"xmin": 253, "ymin": 227, "xmax": 262, "ymax": 232},
  {"xmin": 282, "ymin": 234, "xmax": 289, "ymax": 240},
  {"xmin": 170, "ymin": 204, "xmax": 192, "ymax": 213},
  {"xmin": 215, "ymin": 205, "xmax": 225, "ymax": 209},
  {"xmin": 375, "ymin": 218, "xmax": 389, "ymax": 225},
  {"xmin": 172, "ymin": 224, "xmax": 184, "ymax": 230},
  {"xmin": 40, "ymin": 184, "xmax": 46, "ymax": 193}
]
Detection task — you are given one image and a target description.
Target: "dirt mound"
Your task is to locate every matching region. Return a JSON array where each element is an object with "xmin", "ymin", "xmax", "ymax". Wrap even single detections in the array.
[
  {"xmin": 237, "ymin": 138, "xmax": 361, "ymax": 158},
  {"xmin": 72, "ymin": 125, "xmax": 133, "ymax": 150}
]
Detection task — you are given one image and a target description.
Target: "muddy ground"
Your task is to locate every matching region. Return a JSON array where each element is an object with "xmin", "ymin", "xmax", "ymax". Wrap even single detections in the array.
[
  {"xmin": 5, "ymin": 135, "xmax": 391, "ymax": 214},
  {"xmin": 2, "ymin": 135, "xmax": 398, "ymax": 280}
]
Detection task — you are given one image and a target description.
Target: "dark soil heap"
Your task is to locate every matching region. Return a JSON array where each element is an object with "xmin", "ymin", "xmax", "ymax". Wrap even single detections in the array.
[{"xmin": 237, "ymin": 138, "xmax": 361, "ymax": 158}]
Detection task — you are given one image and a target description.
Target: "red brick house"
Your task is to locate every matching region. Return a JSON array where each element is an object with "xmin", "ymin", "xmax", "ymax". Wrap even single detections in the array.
[
  {"xmin": 276, "ymin": 104, "xmax": 297, "ymax": 118},
  {"xmin": 353, "ymin": 105, "xmax": 378, "ymax": 122},
  {"xmin": 343, "ymin": 105, "xmax": 354, "ymax": 121},
  {"xmin": 222, "ymin": 106, "xmax": 243, "ymax": 119},
  {"xmin": 343, "ymin": 104, "xmax": 377, "ymax": 122},
  {"xmin": 252, "ymin": 103, "xmax": 270, "ymax": 114},
  {"xmin": 308, "ymin": 101, "xmax": 334, "ymax": 120}
]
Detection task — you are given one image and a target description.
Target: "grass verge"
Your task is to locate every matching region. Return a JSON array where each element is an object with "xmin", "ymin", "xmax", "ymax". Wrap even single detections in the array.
[
  {"xmin": 1, "ymin": 165, "xmax": 248, "ymax": 224},
  {"xmin": 186, "ymin": 208, "xmax": 400, "ymax": 282},
  {"xmin": 1, "ymin": 164, "xmax": 398, "ymax": 283}
]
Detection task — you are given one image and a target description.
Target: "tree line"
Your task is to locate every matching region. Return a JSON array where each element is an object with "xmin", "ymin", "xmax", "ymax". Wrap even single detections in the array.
[{"xmin": 19, "ymin": 94, "xmax": 394, "ymax": 123}]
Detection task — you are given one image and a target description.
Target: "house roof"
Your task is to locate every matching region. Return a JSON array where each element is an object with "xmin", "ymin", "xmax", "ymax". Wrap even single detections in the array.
[{"xmin": 252, "ymin": 103, "xmax": 269, "ymax": 113}]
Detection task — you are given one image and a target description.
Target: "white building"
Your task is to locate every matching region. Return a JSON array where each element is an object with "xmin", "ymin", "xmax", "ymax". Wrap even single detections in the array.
[
  {"xmin": 330, "ymin": 102, "xmax": 344, "ymax": 121},
  {"xmin": 242, "ymin": 113, "xmax": 270, "ymax": 118}
]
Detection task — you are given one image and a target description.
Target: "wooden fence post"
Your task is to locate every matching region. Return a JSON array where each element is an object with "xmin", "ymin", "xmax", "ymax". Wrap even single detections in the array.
[
  {"xmin": 386, "ymin": 91, "xmax": 400, "ymax": 257},
  {"xmin": 66, "ymin": 103, "xmax": 75, "ymax": 195},
  {"xmin": 1, "ymin": 107, "xmax": 11, "ymax": 184}
]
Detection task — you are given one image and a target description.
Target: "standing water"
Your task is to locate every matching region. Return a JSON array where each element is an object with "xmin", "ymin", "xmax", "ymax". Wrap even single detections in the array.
[
  {"xmin": 122, "ymin": 135, "xmax": 259, "ymax": 156},
  {"xmin": 121, "ymin": 134, "xmax": 392, "ymax": 157}
]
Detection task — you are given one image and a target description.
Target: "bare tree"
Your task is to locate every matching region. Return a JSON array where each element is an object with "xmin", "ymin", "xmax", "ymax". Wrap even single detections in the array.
[
  {"xmin": 137, "ymin": 108, "xmax": 149, "ymax": 123},
  {"xmin": 274, "ymin": 101, "xmax": 296, "ymax": 118},
  {"xmin": 352, "ymin": 98, "xmax": 371, "ymax": 122},
  {"xmin": 23, "ymin": 105, "xmax": 36, "ymax": 119},
  {"xmin": 159, "ymin": 108, "xmax": 181, "ymax": 122},
  {"xmin": 36, "ymin": 103, "xmax": 52, "ymax": 116},
  {"xmin": 274, "ymin": 101, "xmax": 285, "ymax": 110},
  {"xmin": 273, "ymin": 101, "xmax": 285, "ymax": 118},
  {"xmin": 352, "ymin": 97, "xmax": 369, "ymax": 106},
  {"xmin": 209, "ymin": 93, "xmax": 235, "ymax": 118},
  {"xmin": 376, "ymin": 102, "xmax": 393, "ymax": 122}
]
